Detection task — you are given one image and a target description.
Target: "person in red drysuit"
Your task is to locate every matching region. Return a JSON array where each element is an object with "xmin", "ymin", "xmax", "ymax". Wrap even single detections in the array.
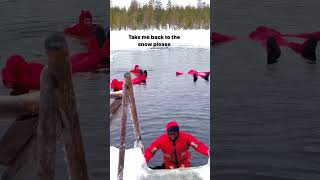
[
  {"xmin": 1, "ymin": 55, "xmax": 44, "ymax": 95},
  {"xmin": 176, "ymin": 71, "xmax": 183, "ymax": 76},
  {"xmin": 64, "ymin": 10, "xmax": 96, "ymax": 37},
  {"xmin": 131, "ymin": 70, "xmax": 147, "ymax": 84},
  {"xmin": 187, "ymin": 69, "xmax": 210, "ymax": 81},
  {"xmin": 110, "ymin": 79, "xmax": 124, "ymax": 92},
  {"xmin": 144, "ymin": 121, "xmax": 209, "ymax": 169},
  {"xmin": 211, "ymin": 32, "xmax": 235, "ymax": 45},
  {"xmin": 130, "ymin": 65, "xmax": 141, "ymax": 76},
  {"xmin": 110, "ymin": 70, "xmax": 148, "ymax": 91},
  {"xmin": 287, "ymin": 36, "xmax": 318, "ymax": 61},
  {"xmin": 70, "ymin": 25, "xmax": 108, "ymax": 73}
]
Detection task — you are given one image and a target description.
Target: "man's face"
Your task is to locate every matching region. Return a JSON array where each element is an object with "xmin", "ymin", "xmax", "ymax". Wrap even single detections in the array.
[
  {"xmin": 168, "ymin": 132, "xmax": 178, "ymax": 141},
  {"xmin": 84, "ymin": 18, "xmax": 92, "ymax": 27}
]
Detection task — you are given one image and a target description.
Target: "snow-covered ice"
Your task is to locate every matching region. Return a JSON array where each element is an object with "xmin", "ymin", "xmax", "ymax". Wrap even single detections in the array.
[{"xmin": 110, "ymin": 146, "xmax": 210, "ymax": 180}]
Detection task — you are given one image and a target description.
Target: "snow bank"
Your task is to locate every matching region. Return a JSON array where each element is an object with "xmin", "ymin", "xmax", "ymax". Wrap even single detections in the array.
[
  {"xmin": 110, "ymin": 29, "xmax": 210, "ymax": 51},
  {"xmin": 110, "ymin": 146, "xmax": 210, "ymax": 180}
]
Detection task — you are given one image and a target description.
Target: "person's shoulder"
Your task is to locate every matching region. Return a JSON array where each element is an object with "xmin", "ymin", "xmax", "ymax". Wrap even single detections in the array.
[
  {"xmin": 152, "ymin": 133, "xmax": 168, "ymax": 145},
  {"xmin": 179, "ymin": 131, "xmax": 190, "ymax": 136},
  {"xmin": 180, "ymin": 131, "xmax": 196, "ymax": 139},
  {"xmin": 158, "ymin": 133, "xmax": 168, "ymax": 140},
  {"xmin": 179, "ymin": 131, "xmax": 191, "ymax": 138}
]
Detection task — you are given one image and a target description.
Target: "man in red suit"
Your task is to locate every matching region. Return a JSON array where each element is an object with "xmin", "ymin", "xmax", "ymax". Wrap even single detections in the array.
[{"xmin": 144, "ymin": 121, "xmax": 210, "ymax": 169}]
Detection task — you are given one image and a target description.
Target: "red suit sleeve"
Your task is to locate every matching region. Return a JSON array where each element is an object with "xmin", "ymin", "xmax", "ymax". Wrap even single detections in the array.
[
  {"xmin": 187, "ymin": 133, "xmax": 209, "ymax": 156},
  {"xmin": 64, "ymin": 25, "xmax": 77, "ymax": 34},
  {"xmin": 144, "ymin": 137, "xmax": 162, "ymax": 163}
]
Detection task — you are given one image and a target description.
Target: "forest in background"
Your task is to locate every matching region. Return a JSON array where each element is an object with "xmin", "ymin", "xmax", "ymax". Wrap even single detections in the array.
[{"xmin": 110, "ymin": 0, "xmax": 210, "ymax": 30}]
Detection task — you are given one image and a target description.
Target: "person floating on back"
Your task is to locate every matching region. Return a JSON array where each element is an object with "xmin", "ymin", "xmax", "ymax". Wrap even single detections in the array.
[
  {"xmin": 144, "ymin": 121, "xmax": 210, "ymax": 169},
  {"xmin": 110, "ymin": 70, "xmax": 148, "ymax": 91},
  {"xmin": 266, "ymin": 37, "xmax": 281, "ymax": 64},
  {"xmin": 287, "ymin": 36, "xmax": 318, "ymax": 61},
  {"xmin": 1, "ymin": 55, "xmax": 44, "ymax": 95},
  {"xmin": 188, "ymin": 69, "xmax": 210, "ymax": 81},
  {"xmin": 211, "ymin": 32, "xmax": 236, "ymax": 46}
]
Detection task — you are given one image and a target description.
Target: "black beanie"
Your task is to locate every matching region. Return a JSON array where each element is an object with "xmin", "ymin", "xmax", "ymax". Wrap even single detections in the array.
[{"xmin": 167, "ymin": 126, "xmax": 179, "ymax": 134}]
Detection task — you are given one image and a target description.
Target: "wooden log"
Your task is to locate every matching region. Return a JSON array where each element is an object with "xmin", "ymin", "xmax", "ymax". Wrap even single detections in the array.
[
  {"xmin": 110, "ymin": 105, "xmax": 122, "ymax": 124},
  {"xmin": 0, "ymin": 116, "xmax": 37, "ymax": 166},
  {"xmin": 124, "ymin": 73, "xmax": 144, "ymax": 152},
  {"xmin": 1, "ymin": 134, "xmax": 38, "ymax": 180},
  {"xmin": 0, "ymin": 92, "xmax": 39, "ymax": 119},
  {"xmin": 110, "ymin": 98, "xmax": 122, "ymax": 114},
  {"xmin": 117, "ymin": 73, "xmax": 130, "ymax": 180},
  {"xmin": 37, "ymin": 34, "xmax": 64, "ymax": 180},
  {"xmin": 43, "ymin": 33, "xmax": 90, "ymax": 180},
  {"xmin": 110, "ymin": 98, "xmax": 122, "ymax": 125}
]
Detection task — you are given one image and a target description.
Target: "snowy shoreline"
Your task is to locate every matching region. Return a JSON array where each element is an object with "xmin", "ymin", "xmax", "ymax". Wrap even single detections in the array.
[
  {"xmin": 110, "ymin": 29, "xmax": 210, "ymax": 51},
  {"xmin": 110, "ymin": 146, "xmax": 210, "ymax": 180}
]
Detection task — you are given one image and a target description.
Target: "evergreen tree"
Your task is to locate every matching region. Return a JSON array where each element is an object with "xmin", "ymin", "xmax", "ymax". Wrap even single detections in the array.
[{"xmin": 110, "ymin": 0, "xmax": 210, "ymax": 30}]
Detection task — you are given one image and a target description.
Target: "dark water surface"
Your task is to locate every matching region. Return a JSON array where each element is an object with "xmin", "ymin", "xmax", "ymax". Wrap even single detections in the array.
[
  {"xmin": 110, "ymin": 47, "xmax": 210, "ymax": 167},
  {"xmin": 213, "ymin": 0, "xmax": 320, "ymax": 179},
  {"xmin": 0, "ymin": 0, "xmax": 107, "ymax": 179}
]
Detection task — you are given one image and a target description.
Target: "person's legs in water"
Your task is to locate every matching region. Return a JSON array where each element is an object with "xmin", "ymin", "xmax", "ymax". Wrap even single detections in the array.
[
  {"xmin": 94, "ymin": 25, "xmax": 106, "ymax": 48},
  {"xmin": 193, "ymin": 73, "xmax": 198, "ymax": 82},
  {"xmin": 204, "ymin": 72, "xmax": 210, "ymax": 81},
  {"xmin": 266, "ymin": 36, "xmax": 281, "ymax": 64},
  {"xmin": 141, "ymin": 70, "xmax": 147, "ymax": 84},
  {"xmin": 302, "ymin": 36, "xmax": 318, "ymax": 61}
]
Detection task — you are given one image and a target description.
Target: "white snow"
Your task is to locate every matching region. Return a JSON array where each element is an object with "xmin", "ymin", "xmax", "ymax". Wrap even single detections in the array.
[
  {"xmin": 110, "ymin": 146, "xmax": 210, "ymax": 180},
  {"xmin": 110, "ymin": 29, "xmax": 210, "ymax": 52}
]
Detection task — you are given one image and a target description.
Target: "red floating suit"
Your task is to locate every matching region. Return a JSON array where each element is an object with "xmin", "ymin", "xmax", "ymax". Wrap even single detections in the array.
[
  {"xmin": 70, "ymin": 36, "xmax": 109, "ymax": 73},
  {"xmin": 100, "ymin": 38, "xmax": 110, "ymax": 60},
  {"xmin": 131, "ymin": 70, "xmax": 147, "ymax": 85},
  {"xmin": 187, "ymin": 69, "xmax": 198, "ymax": 75},
  {"xmin": 176, "ymin": 71, "xmax": 183, "ymax": 76},
  {"xmin": 64, "ymin": 10, "xmax": 95, "ymax": 38},
  {"xmin": 197, "ymin": 72, "xmax": 210, "ymax": 79},
  {"xmin": 70, "ymin": 52, "xmax": 101, "ymax": 73},
  {"xmin": 283, "ymin": 32, "xmax": 320, "ymax": 40},
  {"xmin": 110, "ymin": 79, "xmax": 124, "ymax": 91},
  {"xmin": 2, "ymin": 55, "xmax": 44, "ymax": 91},
  {"xmin": 111, "ymin": 65, "xmax": 147, "ymax": 91},
  {"xmin": 188, "ymin": 69, "xmax": 210, "ymax": 80},
  {"xmin": 287, "ymin": 37, "xmax": 318, "ymax": 61},
  {"xmin": 211, "ymin": 32, "xmax": 236, "ymax": 45},
  {"xmin": 140, "ymin": 72, "xmax": 147, "ymax": 83},
  {"xmin": 249, "ymin": 26, "xmax": 288, "ymax": 46},
  {"xmin": 130, "ymin": 65, "xmax": 141, "ymax": 76},
  {"xmin": 144, "ymin": 121, "xmax": 209, "ymax": 169},
  {"xmin": 132, "ymin": 76, "xmax": 142, "ymax": 85}
]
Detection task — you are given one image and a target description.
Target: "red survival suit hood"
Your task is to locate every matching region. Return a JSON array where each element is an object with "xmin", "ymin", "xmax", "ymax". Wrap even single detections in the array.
[
  {"xmin": 166, "ymin": 121, "xmax": 179, "ymax": 133},
  {"xmin": 79, "ymin": 10, "xmax": 92, "ymax": 25},
  {"xmin": 64, "ymin": 10, "xmax": 94, "ymax": 37}
]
